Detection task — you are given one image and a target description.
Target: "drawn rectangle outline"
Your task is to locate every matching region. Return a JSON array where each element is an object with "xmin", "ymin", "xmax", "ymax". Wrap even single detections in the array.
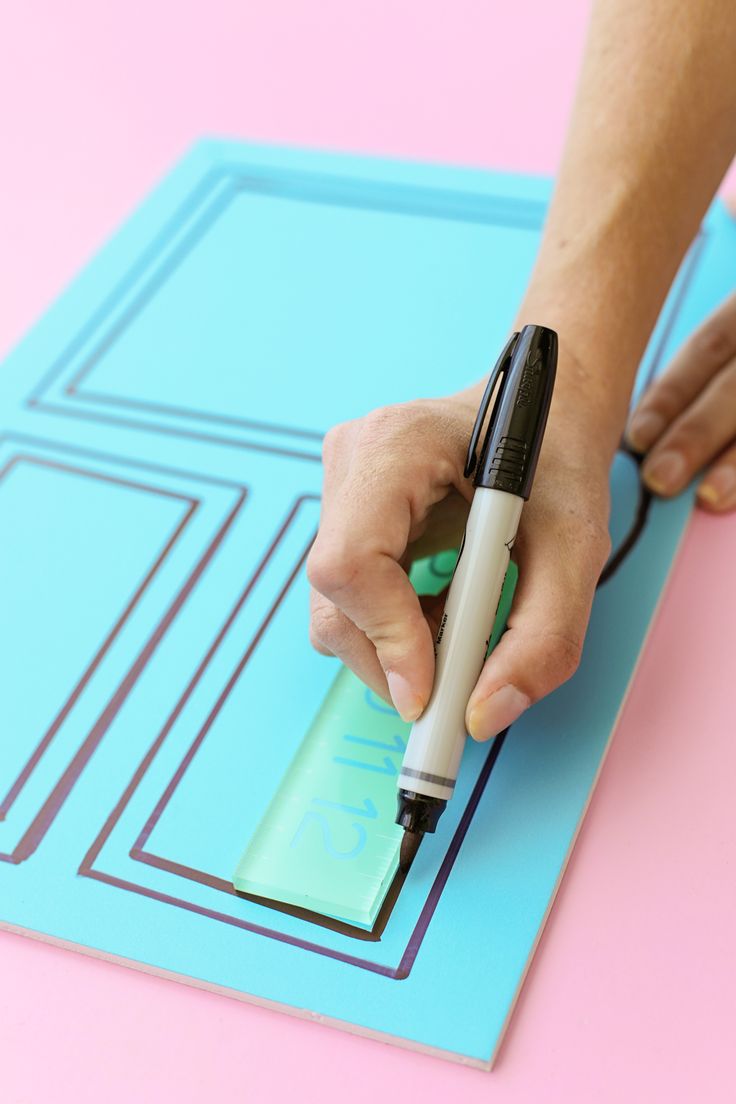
[
  {"xmin": 0, "ymin": 137, "xmax": 721, "ymax": 1064},
  {"xmin": 0, "ymin": 433, "xmax": 249, "ymax": 863},
  {"xmin": 11, "ymin": 140, "xmax": 710, "ymax": 972},
  {"xmin": 80, "ymin": 207, "xmax": 703, "ymax": 975},
  {"xmin": 27, "ymin": 162, "xmax": 547, "ymax": 453}
]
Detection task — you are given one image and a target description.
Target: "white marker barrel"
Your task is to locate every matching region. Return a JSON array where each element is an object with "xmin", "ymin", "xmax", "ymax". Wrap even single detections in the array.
[{"xmin": 398, "ymin": 488, "xmax": 522, "ymax": 801}]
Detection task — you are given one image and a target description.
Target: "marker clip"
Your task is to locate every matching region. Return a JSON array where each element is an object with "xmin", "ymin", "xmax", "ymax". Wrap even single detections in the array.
[{"xmin": 463, "ymin": 332, "xmax": 519, "ymax": 479}]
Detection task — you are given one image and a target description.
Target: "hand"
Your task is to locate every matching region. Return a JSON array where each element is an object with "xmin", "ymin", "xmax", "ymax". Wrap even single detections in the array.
[
  {"xmin": 307, "ymin": 373, "xmax": 614, "ymax": 740},
  {"xmin": 626, "ymin": 291, "xmax": 736, "ymax": 511}
]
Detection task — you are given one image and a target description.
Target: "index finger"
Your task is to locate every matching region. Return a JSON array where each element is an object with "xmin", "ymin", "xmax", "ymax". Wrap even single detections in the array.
[
  {"xmin": 307, "ymin": 421, "xmax": 452, "ymax": 721},
  {"xmin": 308, "ymin": 492, "xmax": 435, "ymax": 722}
]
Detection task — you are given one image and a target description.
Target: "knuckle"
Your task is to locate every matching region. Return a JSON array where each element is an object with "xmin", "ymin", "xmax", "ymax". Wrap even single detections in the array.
[
  {"xmin": 666, "ymin": 417, "xmax": 712, "ymax": 455},
  {"xmin": 368, "ymin": 607, "xmax": 424, "ymax": 652},
  {"xmin": 321, "ymin": 421, "xmax": 350, "ymax": 463},
  {"xmin": 719, "ymin": 363, "xmax": 736, "ymax": 400},
  {"xmin": 373, "ymin": 616, "xmax": 434, "ymax": 681},
  {"xmin": 349, "ymin": 400, "xmax": 465, "ymax": 489},
  {"xmin": 359, "ymin": 404, "xmax": 410, "ymax": 444},
  {"xmin": 308, "ymin": 627, "xmax": 333, "ymax": 656},
  {"xmin": 359, "ymin": 400, "xmax": 437, "ymax": 446},
  {"xmin": 345, "ymin": 406, "xmax": 415, "ymax": 482},
  {"xmin": 652, "ymin": 378, "xmax": 688, "ymax": 417},
  {"xmin": 550, "ymin": 633, "xmax": 584, "ymax": 683},
  {"xmin": 518, "ymin": 629, "xmax": 584, "ymax": 697},
  {"xmin": 306, "ymin": 543, "xmax": 360, "ymax": 596},
  {"xmin": 693, "ymin": 324, "xmax": 734, "ymax": 364}
]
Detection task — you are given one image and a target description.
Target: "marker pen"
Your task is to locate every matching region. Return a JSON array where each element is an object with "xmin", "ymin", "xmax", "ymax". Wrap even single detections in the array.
[{"xmin": 396, "ymin": 324, "xmax": 557, "ymax": 869}]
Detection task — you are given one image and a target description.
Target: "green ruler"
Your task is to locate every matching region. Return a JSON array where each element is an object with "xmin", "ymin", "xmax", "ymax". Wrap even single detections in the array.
[{"xmin": 233, "ymin": 553, "xmax": 518, "ymax": 928}]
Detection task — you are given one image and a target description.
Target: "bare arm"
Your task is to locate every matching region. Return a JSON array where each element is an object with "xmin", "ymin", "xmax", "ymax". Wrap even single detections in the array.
[
  {"xmin": 308, "ymin": 0, "xmax": 736, "ymax": 735},
  {"xmin": 520, "ymin": 0, "xmax": 736, "ymax": 447}
]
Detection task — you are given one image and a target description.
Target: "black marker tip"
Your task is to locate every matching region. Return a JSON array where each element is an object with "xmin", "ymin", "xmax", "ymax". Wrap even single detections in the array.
[{"xmin": 399, "ymin": 829, "xmax": 422, "ymax": 873}]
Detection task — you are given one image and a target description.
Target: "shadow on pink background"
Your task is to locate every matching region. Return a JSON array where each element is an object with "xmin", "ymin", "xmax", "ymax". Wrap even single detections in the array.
[{"xmin": 1, "ymin": 2, "xmax": 734, "ymax": 1100}]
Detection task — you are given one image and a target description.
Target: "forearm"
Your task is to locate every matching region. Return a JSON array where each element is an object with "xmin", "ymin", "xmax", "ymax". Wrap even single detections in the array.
[{"xmin": 517, "ymin": 0, "xmax": 736, "ymax": 454}]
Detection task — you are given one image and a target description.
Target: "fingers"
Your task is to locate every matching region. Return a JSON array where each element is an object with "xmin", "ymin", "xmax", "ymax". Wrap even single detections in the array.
[
  {"xmin": 626, "ymin": 291, "xmax": 736, "ymax": 455},
  {"xmin": 624, "ymin": 293, "xmax": 736, "ymax": 504},
  {"xmin": 637, "ymin": 355, "xmax": 736, "ymax": 495},
  {"xmin": 308, "ymin": 542, "xmax": 435, "ymax": 721},
  {"xmin": 465, "ymin": 508, "xmax": 610, "ymax": 741},
  {"xmin": 698, "ymin": 441, "xmax": 736, "ymax": 512},
  {"xmin": 309, "ymin": 588, "xmax": 389, "ymax": 699},
  {"xmin": 307, "ymin": 405, "xmax": 467, "ymax": 721},
  {"xmin": 309, "ymin": 572, "xmax": 448, "ymax": 708}
]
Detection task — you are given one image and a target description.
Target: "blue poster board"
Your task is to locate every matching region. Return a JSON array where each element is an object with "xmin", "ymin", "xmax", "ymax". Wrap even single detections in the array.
[{"xmin": 1, "ymin": 139, "xmax": 733, "ymax": 1067}]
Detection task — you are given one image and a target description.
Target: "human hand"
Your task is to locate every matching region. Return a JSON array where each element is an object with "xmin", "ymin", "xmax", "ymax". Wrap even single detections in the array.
[
  {"xmin": 626, "ymin": 291, "xmax": 736, "ymax": 511},
  {"xmin": 307, "ymin": 364, "xmax": 615, "ymax": 741}
]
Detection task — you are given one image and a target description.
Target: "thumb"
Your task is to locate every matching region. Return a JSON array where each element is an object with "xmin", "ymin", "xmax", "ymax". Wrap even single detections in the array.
[{"xmin": 465, "ymin": 520, "xmax": 610, "ymax": 741}]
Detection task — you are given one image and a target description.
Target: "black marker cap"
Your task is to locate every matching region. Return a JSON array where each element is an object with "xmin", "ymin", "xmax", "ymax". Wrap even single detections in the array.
[{"xmin": 464, "ymin": 324, "xmax": 558, "ymax": 500}]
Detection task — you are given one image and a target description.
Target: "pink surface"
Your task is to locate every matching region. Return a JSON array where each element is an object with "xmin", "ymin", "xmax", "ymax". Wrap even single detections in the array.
[{"xmin": 1, "ymin": 2, "xmax": 734, "ymax": 1101}]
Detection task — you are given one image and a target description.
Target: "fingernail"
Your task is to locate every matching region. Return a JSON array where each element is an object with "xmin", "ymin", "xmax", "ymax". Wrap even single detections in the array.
[
  {"xmin": 698, "ymin": 465, "xmax": 736, "ymax": 509},
  {"xmin": 387, "ymin": 672, "xmax": 424, "ymax": 723},
  {"xmin": 642, "ymin": 450, "xmax": 687, "ymax": 495},
  {"xmin": 467, "ymin": 685, "xmax": 530, "ymax": 742},
  {"xmin": 626, "ymin": 410, "xmax": 666, "ymax": 453}
]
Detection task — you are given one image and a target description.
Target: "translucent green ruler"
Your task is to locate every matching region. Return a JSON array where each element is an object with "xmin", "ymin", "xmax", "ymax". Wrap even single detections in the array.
[{"xmin": 233, "ymin": 554, "xmax": 518, "ymax": 928}]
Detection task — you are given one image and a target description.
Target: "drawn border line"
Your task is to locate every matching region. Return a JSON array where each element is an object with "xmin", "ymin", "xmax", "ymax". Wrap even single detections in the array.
[
  {"xmin": 0, "ymin": 452, "xmax": 196, "ymax": 826},
  {"xmin": 0, "ymin": 433, "xmax": 248, "ymax": 863},
  {"xmin": 80, "ymin": 490, "xmax": 509, "ymax": 978},
  {"xmin": 75, "ymin": 228, "xmax": 706, "ymax": 977},
  {"xmin": 28, "ymin": 163, "xmax": 547, "ymax": 451}
]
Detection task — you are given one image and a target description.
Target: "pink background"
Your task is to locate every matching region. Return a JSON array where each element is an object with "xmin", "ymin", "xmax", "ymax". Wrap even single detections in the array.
[{"xmin": 1, "ymin": 2, "xmax": 734, "ymax": 1100}]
